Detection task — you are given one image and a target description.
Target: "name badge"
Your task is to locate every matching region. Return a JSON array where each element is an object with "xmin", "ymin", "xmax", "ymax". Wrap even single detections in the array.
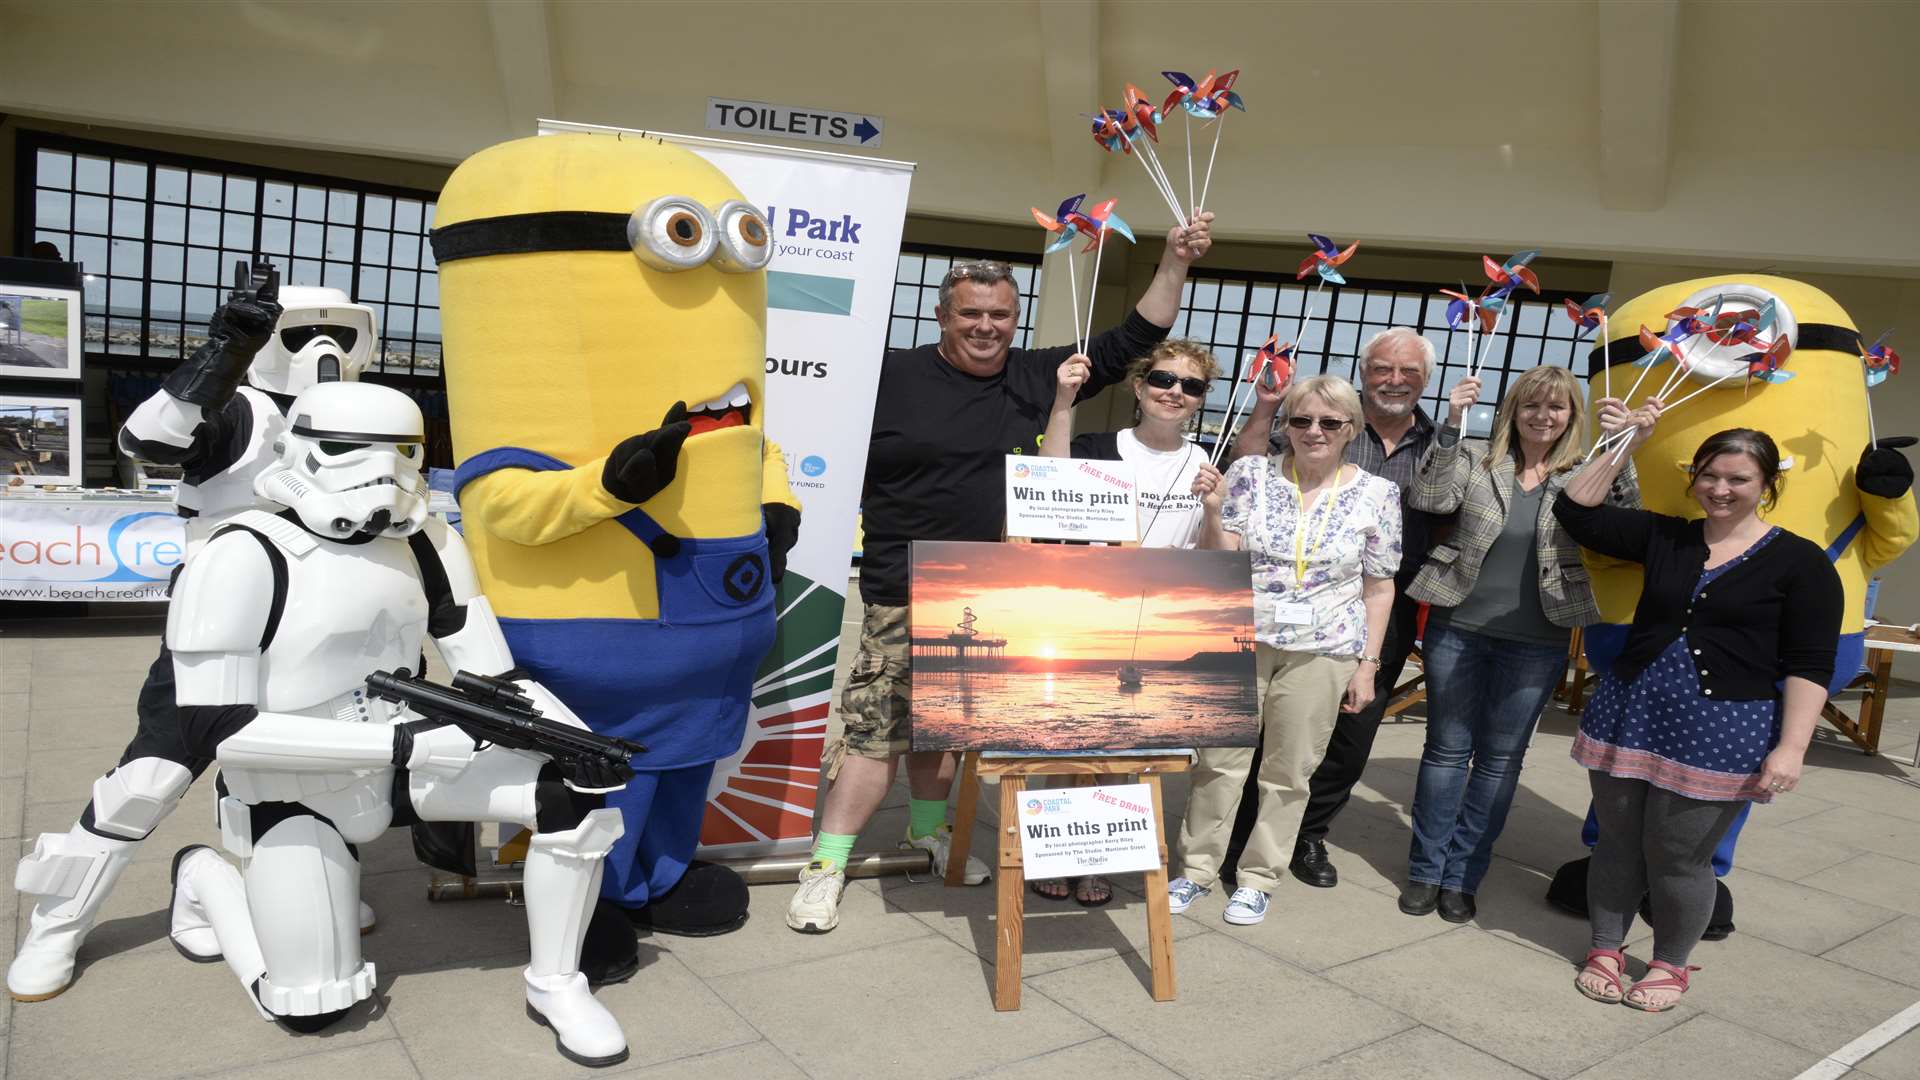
[{"xmin": 1271, "ymin": 601, "xmax": 1314, "ymax": 626}]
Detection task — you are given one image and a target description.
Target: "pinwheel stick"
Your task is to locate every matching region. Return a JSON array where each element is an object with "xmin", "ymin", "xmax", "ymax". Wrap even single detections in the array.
[
  {"xmin": 1866, "ymin": 363, "xmax": 1880, "ymax": 449},
  {"xmin": 1064, "ymin": 241, "xmax": 1085, "ymax": 357},
  {"xmin": 1470, "ymin": 306, "xmax": 1508, "ymax": 380},
  {"xmin": 1601, "ymin": 314, "xmax": 1612, "ymax": 404},
  {"xmin": 1197, "ymin": 111, "xmax": 1225, "ymax": 214},
  {"xmin": 1211, "ymin": 353, "xmax": 1264, "ymax": 469},
  {"xmin": 1127, "ymin": 133, "xmax": 1187, "ymax": 224},
  {"xmin": 1185, "ymin": 113, "xmax": 1197, "ymax": 219},
  {"xmin": 1082, "ymin": 221, "xmax": 1109, "ymax": 358},
  {"xmin": 1660, "ymin": 366, "xmax": 1744, "ymax": 413},
  {"xmin": 1297, "ymin": 277, "xmax": 1328, "ymax": 376}
]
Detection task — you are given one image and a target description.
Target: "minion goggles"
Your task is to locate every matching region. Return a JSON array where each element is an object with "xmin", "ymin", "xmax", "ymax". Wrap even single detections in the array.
[{"xmin": 429, "ymin": 195, "xmax": 772, "ymax": 274}]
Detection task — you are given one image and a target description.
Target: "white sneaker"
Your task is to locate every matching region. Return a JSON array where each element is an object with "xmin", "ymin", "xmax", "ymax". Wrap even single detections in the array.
[
  {"xmin": 1167, "ymin": 876, "xmax": 1210, "ymax": 914},
  {"xmin": 1223, "ymin": 886, "xmax": 1270, "ymax": 925},
  {"xmin": 901, "ymin": 826, "xmax": 990, "ymax": 885},
  {"xmin": 786, "ymin": 861, "xmax": 847, "ymax": 934}
]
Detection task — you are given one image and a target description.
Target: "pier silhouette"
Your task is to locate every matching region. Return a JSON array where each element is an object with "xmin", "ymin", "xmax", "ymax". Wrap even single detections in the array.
[{"xmin": 912, "ymin": 607, "xmax": 1009, "ymax": 669}]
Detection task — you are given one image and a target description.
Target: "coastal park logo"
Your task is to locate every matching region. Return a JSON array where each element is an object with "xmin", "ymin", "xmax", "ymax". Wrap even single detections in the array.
[
  {"xmin": 800, "ymin": 455, "xmax": 827, "ymax": 478},
  {"xmin": 1024, "ymin": 795, "xmax": 1072, "ymax": 816}
]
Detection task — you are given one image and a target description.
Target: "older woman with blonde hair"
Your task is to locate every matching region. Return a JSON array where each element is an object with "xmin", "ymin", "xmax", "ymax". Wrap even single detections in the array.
[
  {"xmin": 1398, "ymin": 367, "xmax": 1639, "ymax": 924},
  {"xmin": 1169, "ymin": 373, "xmax": 1400, "ymax": 925}
]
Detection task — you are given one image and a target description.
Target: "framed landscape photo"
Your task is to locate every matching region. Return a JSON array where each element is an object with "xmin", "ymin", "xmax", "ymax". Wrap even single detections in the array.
[
  {"xmin": 0, "ymin": 394, "xmax": 83, "ymax": 486},
  {"xmin": 0, "ymin": 282, "xmax": 83, "ymax": 380},
  {"xmin": 908, "ymin": 540, "xmax": 1260, "ymax": 753}
]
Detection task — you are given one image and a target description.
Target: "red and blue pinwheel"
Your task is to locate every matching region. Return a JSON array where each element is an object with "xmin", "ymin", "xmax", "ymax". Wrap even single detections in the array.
[
  {"xmin": 1864, "ymin": 330, "xmax": 1901, "ymax": 388},
  {"xmin": 1563, "ymin": 293, "xmax": 1611, "ymax": 337},
  {"xmin": 1031, "ymin": 194, "xmax": 1135, "ymax": 254},
  {"xmin": 1162, "ymin": 69, "xmax": 1245, "ymax": 118},
  {"xmin": 1442, "ymin": 285, "xmax": 1497, "ymax": 334},
  {"xmin": 1296, "ymin": 234, "xmax": 1358, "ymax": 285},
  {"xmin": 1479, "ymin": 250, "xmax": 1542, "ymax": 311}
]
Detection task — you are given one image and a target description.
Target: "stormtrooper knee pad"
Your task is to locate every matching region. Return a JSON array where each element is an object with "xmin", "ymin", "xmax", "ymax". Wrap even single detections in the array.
[
  {"xmin": 244, "ymin": 813, "xmax": 376, "ymax": 1021},
  {"xmin": 84, "ymin": 757, "xmax": 194, "ymax": 842}
]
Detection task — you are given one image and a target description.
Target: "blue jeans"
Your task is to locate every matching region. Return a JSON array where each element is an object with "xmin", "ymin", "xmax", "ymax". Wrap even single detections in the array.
[{"xmin": 1408, "ymin": 621, "xmax": 1568, "ymax": 894}]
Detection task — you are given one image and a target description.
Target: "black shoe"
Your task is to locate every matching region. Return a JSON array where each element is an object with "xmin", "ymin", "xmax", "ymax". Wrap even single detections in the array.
[
  {"xmin": 1289, "ymin": 839, "xmax": 1338, "ymax": 889},
  {"xmin": 623, "ymin": 861, "xmax": 751, "ymax": 937},
  {"xmin": 1437, "ymin": 888, "xmax": 1476, "ymax": 924},
  {"xmin": 1398, "ymin": 882, "xmax": 1440, "ymax": 916}
]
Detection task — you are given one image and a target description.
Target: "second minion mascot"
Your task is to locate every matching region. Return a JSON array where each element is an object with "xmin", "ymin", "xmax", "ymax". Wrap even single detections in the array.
[{"xmin": 432, "ymin": 134, "xmax": 800, "ymax": 940}]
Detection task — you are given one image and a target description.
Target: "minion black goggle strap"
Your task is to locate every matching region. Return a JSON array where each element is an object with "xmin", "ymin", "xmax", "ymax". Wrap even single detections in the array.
[
  {"xmin": 1586, "ymin": 323, "xmax": 1862, "ymax": 376},
  {"xmin": 428, "ymin": 197, "xmax": 772, "ymax": 274}
]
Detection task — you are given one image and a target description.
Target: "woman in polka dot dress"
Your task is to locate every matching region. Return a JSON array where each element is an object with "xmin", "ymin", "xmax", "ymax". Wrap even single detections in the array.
[{"xmin": 1553, "ymin": 415, "xmax": 1842, "ymax": 1013}]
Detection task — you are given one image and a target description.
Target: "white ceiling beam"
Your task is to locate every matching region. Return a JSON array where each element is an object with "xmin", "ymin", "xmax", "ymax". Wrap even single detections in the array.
[
  {"xmin": 485, "ymin": 0, "xmax": 557, "ymax": 137},
  {"xmin": 1037, "ymin": 0, "xmax": 1102, "ymax": 190},
  {"xmin": 1595, "ymin": 0, "xmax": 1680, "ymax": 211}
]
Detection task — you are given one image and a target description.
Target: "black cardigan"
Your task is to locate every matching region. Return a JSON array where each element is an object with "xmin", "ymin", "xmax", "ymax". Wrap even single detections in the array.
[{"xmin": 1551, "ymin": 494, "xmax": 1842, "ymax": 700}]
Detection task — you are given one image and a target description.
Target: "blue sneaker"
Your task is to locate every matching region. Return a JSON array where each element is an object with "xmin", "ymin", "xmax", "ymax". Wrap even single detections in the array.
[
  {"xmin": 1166, "ymin": 876, "xmax": 1210, "ymax": 914},
  {"xmin": 1223, "ymin": 886, "xmax": 1270, "ymax": 925}
]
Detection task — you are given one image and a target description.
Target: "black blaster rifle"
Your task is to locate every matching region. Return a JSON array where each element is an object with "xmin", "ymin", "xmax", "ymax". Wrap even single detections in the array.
[{"xmin": 367, "ymin": 668, "xmax": 645, "ymax": 788}]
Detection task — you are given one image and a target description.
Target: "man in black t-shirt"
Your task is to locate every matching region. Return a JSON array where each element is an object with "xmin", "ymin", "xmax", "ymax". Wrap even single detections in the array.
[{"xmin": 787, "ymin": 215, "xmax": 1215, "ymax": 933}]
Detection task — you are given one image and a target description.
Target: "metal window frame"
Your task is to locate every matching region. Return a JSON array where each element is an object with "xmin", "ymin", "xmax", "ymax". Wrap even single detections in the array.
[
  {"xmin": 891, "ymin": 240, "xmax": 1043, "ymax": 351},
  {"xmin": 1169, "ymin": 265, "xmax": 1588, "ymax": 439},
  {"xmin": 14, "ymin": 129, "xmax": 444, "ymax": 384}
]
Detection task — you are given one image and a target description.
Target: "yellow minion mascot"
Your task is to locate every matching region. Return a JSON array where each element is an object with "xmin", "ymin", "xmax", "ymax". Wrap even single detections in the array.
[
  {"xmin": 430, "ymin": 134, "xmax": 801, "ymax": 946},
  {"xmin": 1550, "ymin": 275, "xmax": 1916, "ymax": 918}
]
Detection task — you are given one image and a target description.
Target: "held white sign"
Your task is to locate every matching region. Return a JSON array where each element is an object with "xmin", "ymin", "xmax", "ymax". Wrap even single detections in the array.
[
  {"xmin": 1017, "ymin": 783, "xmax": 1163, "ymax": 881},
  {"xmin": 1005, "ymin": 455, "xmax": 1138, "ymax": 543},
  {"xmin": 706, "ymin": 98, "xmax": 884, "ymax": 148}
]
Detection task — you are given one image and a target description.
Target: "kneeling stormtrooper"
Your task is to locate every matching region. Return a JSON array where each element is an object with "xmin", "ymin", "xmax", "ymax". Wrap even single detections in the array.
[{"xmin": 162, "ymin": 381, "xmax": 630, "ymax": 1066}]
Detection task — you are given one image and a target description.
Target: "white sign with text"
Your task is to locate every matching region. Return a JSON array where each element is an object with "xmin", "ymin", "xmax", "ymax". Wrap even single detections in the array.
[
  {"xmin": 1017, "ymin": 783, "xmax": 1163, "ymax": 881},
  {"xmin": 1004, "ymin": 455, "xmax": 1138, "ymax": 542}
]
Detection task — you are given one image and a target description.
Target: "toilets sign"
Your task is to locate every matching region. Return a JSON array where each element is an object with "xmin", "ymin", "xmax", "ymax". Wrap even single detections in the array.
[{"xmin": 706, "ymin": 98, "xmax": 884, "ymax": 149}]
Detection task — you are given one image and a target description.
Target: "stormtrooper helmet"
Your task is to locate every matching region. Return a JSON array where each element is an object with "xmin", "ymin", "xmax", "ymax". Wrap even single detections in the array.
[
  {"xmin": 257, "ymin": 383, "xmax": 429, "ymax": 539},
  {"xmin": 247, "ymin": 286, "xmax": 379, "ymax": 397}
]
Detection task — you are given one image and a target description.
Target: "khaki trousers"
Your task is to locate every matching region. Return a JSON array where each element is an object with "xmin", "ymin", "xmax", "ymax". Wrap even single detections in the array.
[{"xmin": 1178, "ymin": 645, "xmax": 1357, "ymax": 894}]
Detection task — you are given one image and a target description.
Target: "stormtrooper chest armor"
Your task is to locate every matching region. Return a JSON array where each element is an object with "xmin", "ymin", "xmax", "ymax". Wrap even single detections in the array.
[
  {"xmin": 235, "ymin": 513, "xmax": 431, "ymax": 713},
  {"xmin": 178, "ymin": 388, "xmax": 288, "ymax": 545}
]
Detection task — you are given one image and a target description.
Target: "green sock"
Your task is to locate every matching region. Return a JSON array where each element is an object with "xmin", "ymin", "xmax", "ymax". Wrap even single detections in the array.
[
  {"xmin": 908, "ymin": 798, "xmax": 949, "ymax": 840},
  {"xmin": 811, "ymin": 832, "xmax": 856, "ymax": 870}
]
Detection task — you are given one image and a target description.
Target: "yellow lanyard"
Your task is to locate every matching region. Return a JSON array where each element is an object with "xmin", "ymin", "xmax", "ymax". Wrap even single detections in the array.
[{"xmin": 1290, "ymin": 462, "xmax": 1340, "ymax": 584}]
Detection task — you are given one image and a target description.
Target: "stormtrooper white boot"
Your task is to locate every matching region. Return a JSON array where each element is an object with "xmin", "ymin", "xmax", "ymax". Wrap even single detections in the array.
[
  {"xmin": 8, "ymin": 825, "xmax": 138, "ymax": 1001},
  {"xmin": 170, "ymin": 845, "xmax": 268, "ymax": 1007},
  {"xmin": 522, "ymin": 808, "xmax": 628, "ymax": 1068}
]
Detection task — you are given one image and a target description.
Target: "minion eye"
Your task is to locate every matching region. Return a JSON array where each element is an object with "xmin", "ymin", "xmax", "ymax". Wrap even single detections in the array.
[
  {"xmin": 628, "ymin": 196, "xmax": 716, "ymax": 272},
  {"xmin": 712, "ymin": 201, "xmax": 773, "ymax": 273}
]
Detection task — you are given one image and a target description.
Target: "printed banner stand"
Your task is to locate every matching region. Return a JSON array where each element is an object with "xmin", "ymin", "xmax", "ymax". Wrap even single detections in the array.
[{"xmin": 947, "ymin": 751, "xmax": 1188, "ymax": 1010}]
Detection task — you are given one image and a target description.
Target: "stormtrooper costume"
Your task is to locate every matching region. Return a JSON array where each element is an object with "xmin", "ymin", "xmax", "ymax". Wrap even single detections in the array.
[
  {"xmin": 8, "ymin": 282, "xmax": 379, "ymax": 1003},
  {"xmin": 163, "ymin": 381, "xmax": 628, "ymax": 1066}
]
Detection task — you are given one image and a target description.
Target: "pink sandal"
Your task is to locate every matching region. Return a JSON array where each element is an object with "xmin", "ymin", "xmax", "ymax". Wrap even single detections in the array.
[
  {"xmin": 1624, "ymin": 960, "xmax": 1700, "ymax": 1013},
  {"xmin": 1574, "ymin": 948, "xmax": 1627, "ymax": 1004}
]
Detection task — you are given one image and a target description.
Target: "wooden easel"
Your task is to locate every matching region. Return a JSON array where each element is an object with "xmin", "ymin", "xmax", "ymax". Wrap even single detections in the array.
[{"xmin": 944, "ymin": 749, "xmax": 1189, "ymax": 1011}]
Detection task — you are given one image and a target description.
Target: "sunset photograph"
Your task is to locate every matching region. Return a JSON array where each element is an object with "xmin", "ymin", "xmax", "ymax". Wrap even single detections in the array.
[{"xmin": 908, "ymin": 541, "xmax": 1260, "ymax": 752}]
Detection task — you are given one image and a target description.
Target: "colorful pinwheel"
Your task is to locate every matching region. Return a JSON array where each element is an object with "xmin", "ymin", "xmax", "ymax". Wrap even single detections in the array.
[
  {"xmin": 1088, "ymin": 108, "xmax": 1186, "ymax": 224},
  {"xmin": 1864, "ymin": 330, "xmax": 1901, "ymax": 387},
  {"xmin": 1031, "ymin": 192, "xmax": 1135, "ymax": 358},
  {"xmin": 1161, "ymin": 69, "xmax": 1245, "ymax": 118},
  {"xmin": 1442, "ymin": 285, "xmax": 1497, "ymax": 334},
  {"xmin": 1031, "ymin": 194, "xmax": 1092, "ymax": 254},
  {"xmin": 1563, "ymin": 294, "xmax": 1611, "ymax": 336},
  {"xmin": 1296, "ymin": 233, "xmax": 1359, "ymax": 285},
  {"xmin": 1211, "ymin": 334, "xmax": 1296, "ymax": 469},
  {"xmin": 1479, "ymin": 250, "xmax": 1542, "ymax": 311}
]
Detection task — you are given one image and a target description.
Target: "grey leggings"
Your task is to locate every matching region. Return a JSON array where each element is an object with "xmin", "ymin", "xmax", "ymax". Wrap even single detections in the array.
[{"xmin": 1588, "ymin": 772, "xmax": 1744, "ymax": 966}]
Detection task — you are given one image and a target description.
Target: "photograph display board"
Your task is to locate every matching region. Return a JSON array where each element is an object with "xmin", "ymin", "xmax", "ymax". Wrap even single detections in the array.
[
  {"xmin": 0, "ymin": 394, "xmax": 82, "ymax": 487},
  {"xmin": 0, "ymin": 282, "xmax": 83, "ymax": 380},
  {"xmin": 908, "ymin": 541, "xmax": 1259, "ymax": 752}
]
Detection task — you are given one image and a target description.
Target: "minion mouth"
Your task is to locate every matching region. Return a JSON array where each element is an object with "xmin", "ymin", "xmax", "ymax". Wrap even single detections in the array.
[{"xmin": 687, "ymin": 382, "xmax": 752, "ymax": 436}]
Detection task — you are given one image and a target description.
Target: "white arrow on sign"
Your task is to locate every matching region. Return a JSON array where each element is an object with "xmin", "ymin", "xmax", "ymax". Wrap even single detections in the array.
[{"xmin": 706, "ymin": 98, "xmax": 884, "ymax": 149}]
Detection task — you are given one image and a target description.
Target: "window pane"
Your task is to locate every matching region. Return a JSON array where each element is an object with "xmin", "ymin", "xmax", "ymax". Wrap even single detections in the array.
[
  {"xmin": 417, "ymin": 273, "xmax": 439, "ymax": 307},
  {"xmin": 323, "ymin": 262, "xmax": 351, "ymax": 292},
  {"xmin": 360, "ymin": 267, "xmax": 387, "ymax": 301},
  {"xmin": 74, "ymin": 194, "xmax": 110, "ymax": 234},
  {"xmin": 189, "ymin": 208, "xmax": 220, "ymax": 246},
  {"xmin": 149, "ymin": 282, "xmax": 182, "ymax": 321},
  {"xmin": 222, "ymin": 212, "xmax": 252, "ymax": 249},
  {"xmin": 190, "ymin": 171, "xmax": 223, "ymax": 208},
  {"xmin": 259, "ymin": 216, "xmax": 291, "ymax": 255},
  {"xmin": 297, "ymin": 185, "xmax": 327, "ymax": 221},
  {"xmin": 325, "ymin": 225, "xmax": 354, "ymax": 260},
  {"xmin": 154, "ymin": 167, "xmax": 188, "ymax": 204},
  {"xmin": 75, "ymin": 155, "xmax": 111, "ymax": 193},
  {"xmin": 389, "ymin": 233, "xmax": 418, "ymax": 269},
  {"xmin": 110, "ymin": 238, "xmax": 145, "ymax": 277},
  {"xmin": 224, "ymin": 176, "xmax": 257, "ymax": 213},
  {"xmin": 1517, "ymin": 301, "xmax": 1547, "ymax": 335},
  {"xmin": 110, "ymin": 277, "xmax": 141, "ymax": 313},
  {"xmin": 389, "ymin": 269, "xmax": 417, "ymax": 304},
  {"xmin": 152, "ymin": 202, "xmax": 185, "ymax": 243},
  {"xmin": 294, "ymin": 220, "xmax": 323, "ymax": 257},
  {"xmin": 73, "ymin": 234, "xmax": 109, "ymax": 274},
  {"xmin": 363, "ymin": 194, "xmax": 393, "ymax": 230},
  {"xmin": 112, "ymin": 160, "xmax": 147, "ymax": 198},
  {"xmin": 393, "ymin": 199, "xmax": 423, "ymax": 233},
  {"xmin": 184, "ymin": 286, "xmax": 217, "ymax": 323},
  {"xmin": 327, "ymin": 189, "xmax": 356, "ymax": 225},
  {"xmin": 262, "ymin": 181, "xmax": 295, "ymax": 216},
  {"xmin": 151, "ymin": 244, "xmax": 184, "ymax": 282},
  {"xmin": 35, "ymin": 190, "xmax": 70, "ymax": 230},
  {"xmin": 38, "ymin": 149, "xmax": 74, "ymax": 188},
  {"xmin": 291, "ymin": 259, "xmax": 323, "ymax": 286},
  {"xmin": 185, "ymin": 246, "xmax": 218, "ymax": 285}
]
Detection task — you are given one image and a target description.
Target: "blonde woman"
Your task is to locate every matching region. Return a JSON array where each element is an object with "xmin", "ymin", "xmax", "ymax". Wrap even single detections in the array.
[
  {"xmin": 1399, "ymin": 367, "xmax": 1639, "ymax": 924},
  {"xmin": 1170, "ymin": 374, "xmax": 1399, "ymax": 925}
]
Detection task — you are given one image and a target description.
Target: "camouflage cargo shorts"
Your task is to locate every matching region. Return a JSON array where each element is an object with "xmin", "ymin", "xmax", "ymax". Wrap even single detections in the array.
[{"xmin": 823, "ymin": 602, "xmax": 911, "ymax": 778}]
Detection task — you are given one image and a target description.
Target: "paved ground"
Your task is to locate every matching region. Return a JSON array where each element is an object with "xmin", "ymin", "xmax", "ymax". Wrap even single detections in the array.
[{"xmin": 6, "ymin": 612, "xmax": 1920, "ymax": 1079}]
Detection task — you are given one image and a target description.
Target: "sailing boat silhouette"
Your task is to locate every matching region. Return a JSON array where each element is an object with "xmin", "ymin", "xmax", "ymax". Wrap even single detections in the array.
[{"xmin": 1117, "ymin": 588, "xmax": 1146, "ymax": 691}]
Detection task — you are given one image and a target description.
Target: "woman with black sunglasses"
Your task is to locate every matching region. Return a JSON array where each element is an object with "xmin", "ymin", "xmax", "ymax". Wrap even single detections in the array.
[{"xmin": 1035, "ymin": 339, "xmax": 1224, "ymax": 905}]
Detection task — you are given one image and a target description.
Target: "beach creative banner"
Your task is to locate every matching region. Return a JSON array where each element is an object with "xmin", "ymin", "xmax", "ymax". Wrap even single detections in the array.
[
  {"xmin": 540, "ymin": 119, "xmax": 914, "ymax": 857},
  {"xmin": 0, "ymin": 499, "xmax": 186, "ymax": 601},
  {"xmin": 907, "ymin": 541, "xmax": 1258, "ymax": 753}
]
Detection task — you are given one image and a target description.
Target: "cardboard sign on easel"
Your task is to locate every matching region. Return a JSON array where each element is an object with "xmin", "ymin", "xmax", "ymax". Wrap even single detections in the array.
[{"xmin": 1003, "ymin": 454, "xmax": 1139, "ymax": 542}]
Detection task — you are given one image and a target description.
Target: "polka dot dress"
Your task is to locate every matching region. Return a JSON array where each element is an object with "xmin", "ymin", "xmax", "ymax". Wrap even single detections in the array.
[{"xmin": 1571, "ymin": 528, "xmax": 1783, "ymax": 803}]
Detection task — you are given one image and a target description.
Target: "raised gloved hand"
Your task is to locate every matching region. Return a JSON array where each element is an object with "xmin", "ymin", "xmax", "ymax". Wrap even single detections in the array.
[
  {"xmin": 763, "ymin": 502, "xmax": 800, "ymax": 582},
  {"xmin": 601, "ymin": 402, "xmax": 692, "ymax": 504},
  {"xmin": 1858, "ymin": 437, "xmax": 1917, "ymax": 499},
  {"xmin": 392, "ymin": 718, "xmax": 479, "ymax": 779},
  {"xmin": 161, "ymin": 270, "xmax": 283, "ymax": 408}
]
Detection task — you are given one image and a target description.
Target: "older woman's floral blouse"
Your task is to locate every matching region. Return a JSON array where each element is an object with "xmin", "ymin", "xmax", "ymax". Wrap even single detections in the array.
[{"xmin": 1220, "ymin": 455, "xmax": 1402, "ymax": 656}]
